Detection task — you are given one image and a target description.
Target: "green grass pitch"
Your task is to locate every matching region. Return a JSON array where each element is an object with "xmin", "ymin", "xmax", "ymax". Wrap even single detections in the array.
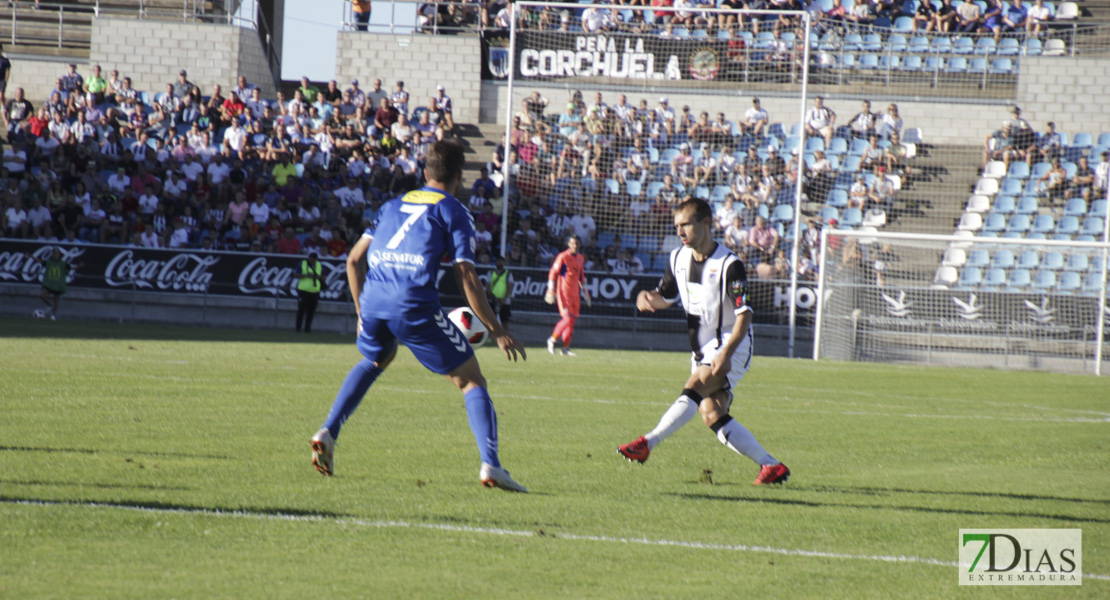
[{"xmin": 1, "ymin": 319, "xmax": 1107, "ymax": 598}]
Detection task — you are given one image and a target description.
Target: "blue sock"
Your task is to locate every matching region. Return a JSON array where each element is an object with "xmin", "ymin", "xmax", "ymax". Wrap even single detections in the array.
[
  {"xmin": 323, "ymin": 359, "xmax": 382, "ymax": 439},
  {"xmin": 464, "ymin": 387, "xmax": 500, "ymax": 468}
]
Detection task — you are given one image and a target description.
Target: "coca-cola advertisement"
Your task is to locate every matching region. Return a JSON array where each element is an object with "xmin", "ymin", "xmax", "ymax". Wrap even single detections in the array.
[{"xmin": 0, "ymin": 240, "xmax": 350, "ymax": 301}]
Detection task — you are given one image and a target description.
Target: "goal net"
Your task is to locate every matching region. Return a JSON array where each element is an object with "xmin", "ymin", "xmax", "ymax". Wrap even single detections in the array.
[
  {"xmin": 814, "ymin": 229, "xmax": 1110, "ymax": 375},
  {"xmin": 496, "ymin": 2, "xmax": 813, "ymax": 335}
]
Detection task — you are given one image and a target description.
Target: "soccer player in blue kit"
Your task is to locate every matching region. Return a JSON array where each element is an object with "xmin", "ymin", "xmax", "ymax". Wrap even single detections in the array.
[{"xmin": 311, "ymin": 140, "xmax": 529, "ymax": 492}]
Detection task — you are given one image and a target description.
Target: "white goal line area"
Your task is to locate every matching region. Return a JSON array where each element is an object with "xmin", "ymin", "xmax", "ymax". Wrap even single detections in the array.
[{"xmin": 8, "ymin": 499, "xmax": 1107, "ymax": 580}]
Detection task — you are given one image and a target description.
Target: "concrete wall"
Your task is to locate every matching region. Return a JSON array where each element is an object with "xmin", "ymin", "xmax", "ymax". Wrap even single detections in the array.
[
  {"xmin": 2, "ymin": 55, "xmax": 85, "ymax": 106},
  {"xmin": 86, "ymin": 18, "xmax": 276, "ymax": 101},
  {"xmin": 1017, "ymin": 57, "xmax": 1110, "ymax": 138},
  {"xmin": 335, "ymin": 32, "xmax": 481, "ymax": 123}
]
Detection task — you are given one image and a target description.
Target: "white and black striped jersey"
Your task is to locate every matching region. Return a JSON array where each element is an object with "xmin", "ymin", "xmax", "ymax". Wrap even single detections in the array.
[{"xmin": 657, "ymin": 242, "xmax": 751, "ymax": 360}]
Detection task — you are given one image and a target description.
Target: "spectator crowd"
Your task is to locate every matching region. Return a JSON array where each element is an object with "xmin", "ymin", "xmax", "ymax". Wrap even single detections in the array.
[{"xmin": 1, "ymin": 64, "xmax": 460, "ymax": 258}]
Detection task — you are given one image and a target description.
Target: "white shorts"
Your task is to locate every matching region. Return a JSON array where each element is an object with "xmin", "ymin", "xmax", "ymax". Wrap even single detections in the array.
[{"xmin": 690, "ymin": 330, "xmax": 753, "ymax": 401}]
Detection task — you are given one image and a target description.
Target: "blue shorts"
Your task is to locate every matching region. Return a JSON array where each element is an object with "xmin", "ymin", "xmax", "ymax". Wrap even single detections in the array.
[{"xmin": 357, "ymin": 308, "xmax": 474, "ymax": 375}]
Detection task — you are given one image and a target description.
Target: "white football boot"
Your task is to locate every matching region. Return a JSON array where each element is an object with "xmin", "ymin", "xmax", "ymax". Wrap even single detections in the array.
[
  {"xmin": 311, "ymin": 428, "xmax": 335, "ymax": 476},
  {"xmin": 479, "ymin": 463, "xmax": 528, "ymax": 493}
]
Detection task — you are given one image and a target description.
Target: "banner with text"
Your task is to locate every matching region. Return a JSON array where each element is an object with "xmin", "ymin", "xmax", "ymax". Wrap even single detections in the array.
[{"xmin": 0, "ymin": 240, "xmax": 816, "ymax": 324}]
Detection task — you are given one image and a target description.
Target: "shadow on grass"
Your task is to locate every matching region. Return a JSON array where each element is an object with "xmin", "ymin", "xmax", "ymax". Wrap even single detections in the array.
[
  {"xmin": 663, "ymin": 492, "xmax": 1110, "ymax": 525},
  {"xmin": 800, "ymin": 485, "xmax": 1110, "ymax": 506},
  {"xmin": 0, "ymin": 478, "xmax": 192, "ymax": 492},
  {"xmin": 0, "ymin": 496, "xmax": 353, "ymax": 520},
  {"xmin": 1, "ymin": 318, "xmax": 354, "ymax": 345},
  {"xmin": 0, "ymin": 445, "xmax": 233, "ymax": 461}
]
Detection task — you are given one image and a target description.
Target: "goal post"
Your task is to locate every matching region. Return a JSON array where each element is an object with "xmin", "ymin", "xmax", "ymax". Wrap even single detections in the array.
[
  {"xmin": 814, "ymin": 229, "xmax": 1110, "ymax": 375},
  {"xmin": 499, "ymin": 2, "xmax": 813, "ymax": 352}
]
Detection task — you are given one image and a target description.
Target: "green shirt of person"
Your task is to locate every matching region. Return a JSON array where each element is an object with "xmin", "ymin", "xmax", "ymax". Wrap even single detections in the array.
[
  {"xmin": 42, "ymin": 257, "xmax": 70, "ymax": 294},
  {"xmin": 272, "ymin": 161, "xmax": 298, "ymax": 187},
  {"xmin": 298, "ymin": 257, "xmax": 322, "ymax": 293}
]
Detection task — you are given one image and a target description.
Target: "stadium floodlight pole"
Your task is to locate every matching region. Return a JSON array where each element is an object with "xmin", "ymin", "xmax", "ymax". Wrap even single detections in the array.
[
  {"xmin": 498, "ymin": 2, "xmax": 522, "ymax": 259},
  {"xmin": 812, "ymin": 226, "xmax": 829, "ymax": 361},
  {"xmin": 787, "ymin": 12, "xmax": 812, "ymax": 360}
]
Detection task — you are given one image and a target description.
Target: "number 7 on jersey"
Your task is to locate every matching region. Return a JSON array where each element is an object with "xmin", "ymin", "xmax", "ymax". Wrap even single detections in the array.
[{"xmin": 386, "ymin": 204, "xmax": 429, "ymax": 250}]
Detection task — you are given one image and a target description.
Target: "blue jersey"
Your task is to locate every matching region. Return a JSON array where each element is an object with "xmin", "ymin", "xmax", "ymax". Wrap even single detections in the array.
[{"xmin": 360, "ymin": 186, "xmax": 476, "ymax": 317}]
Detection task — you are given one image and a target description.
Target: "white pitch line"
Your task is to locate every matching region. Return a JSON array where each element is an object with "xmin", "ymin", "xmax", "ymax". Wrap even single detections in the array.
[{"xmin": 6, "ymin": 499, "xmax": 1107, "ymax": 581}]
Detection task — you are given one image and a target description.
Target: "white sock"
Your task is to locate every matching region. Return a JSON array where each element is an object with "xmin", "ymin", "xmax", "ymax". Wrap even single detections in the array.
[
  {"xmin": 716, "ymin": 417, "xmax": 778, "ymax": 466},
  {"xmin": 644, "ymin": 396, "xmax": 698, "ymax": 450}
]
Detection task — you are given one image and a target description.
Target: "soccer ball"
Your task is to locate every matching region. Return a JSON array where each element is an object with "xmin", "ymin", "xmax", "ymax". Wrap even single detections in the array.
[
  {"xmin": 447, "ymin": 306, "xmax": 488, "ymax": 348},
  {"xmin": 32, "ymin": 309, "xmax": 46, "ymax": 319}
]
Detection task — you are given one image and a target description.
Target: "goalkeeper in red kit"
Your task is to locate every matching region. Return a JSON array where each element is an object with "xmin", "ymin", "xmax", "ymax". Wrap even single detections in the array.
[{"xmin": 545, "ymin": 235, "xmax": 590, "ymax": 356}]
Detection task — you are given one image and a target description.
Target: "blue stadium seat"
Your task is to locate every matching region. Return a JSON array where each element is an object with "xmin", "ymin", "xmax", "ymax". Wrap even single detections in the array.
[
  {"xmin": 1015, "ymin": 196, "xmax": 1038, "ymax": 215},
  {"xmin": 1056, "ymin": 215, "xmax": 1080, "ymax": 236},
  {"xmin": 1030, "ymin": 161, "xmax": 1052, "ymax": 180},
  {"xmin": 645, "ymin": 181, "xmax": 665, "ymax": 199},
  {"xmin": 1072, "ymin": 132, "xmax": 1093, "ymax": 148},
  {"xmin": 892, "ymin": 17, "xmax": 914, "ymax": 33},
  {"xmin": 1017, "ymin": 250, "xmax": 1040, "ymax": 269},
  {"xmin": 968, "ymin": 58, "xmax": 988, "ymax": 74},
  {"xmin": 1007, "ymin": 161, "xmax": 1031, "ymax": 179},
  {"xmin": 925, "ymin": 56, "xmax": 945, "ymax": 73},
  {"xmin": 843, "ymin": 34, "xmax": 863, "ymax": 51},
  {"xmin": 974, "ymin": 37, "xmax": 996, "ymax": 55},
  {"xmin": 1024, "ymin": 38, "xmax": 1043, "ymax": 56},
  {"xmin": 1063, "ymin": 198, "xmax": 1087, "ymax": 217},
  {"xmin": 989, "ymin": 58, "xmax": 1014, "ymax": 75},
  {"xmin": 997, "ymin": 38, "xmax": 1021, "ymax": 56},
  {"xmin": 982, "ymin": 268, "xmax": 1007, "ymax": 289},
  {"xmin": 826, "ymin": 189, "xmax": 849, "ymax": 208},
  {"xmin": 1006, "ymin": 214, "xmax": 1031, "ymax": 234},
  {"xmin": 957, "ymin": 267, "xmax": 983, "ymax": 288},
  {"xmin": 1042, "ymin": 252, "xmax": 1065, "ymax": 270},
  {"xmin": 626, "ymin": 180, "xmax": 643, "ymax": 197},
  {"xmin": 991, "ymin": 249, "xmax": 1015, "ymax": 269},
  {"xmin": 982, "ymin": 213, "xmax": 1007, "ymax": 233},
  {"xmin": 966, "ymin": 249, "xmax": 990, "ymax": 268},
  {"xmin": 709, "ymin": 185, "xmax": 730, "ymax": 203},
  {"xmin": 1031, "ymin": 214, "xmax": 1055, "ymax": 234},
  {"xmin": 900, "ymin": 55, "xmax": 923, "ymax": 72},
  {"xmin": 819, "ymin": 206, "xmax": 839, "ymax": 223},
  {"xmin": 931, "ymin": 36, "xmax": 952, "ymax": 53},
  {"xmin": 879, "ymin": 55, "xmax": 900, "ymax": 70},
  {"xmin": 946, "ymin": 57, "xmax": 968, "ymax": 74},
  {"xmin": 889, "ymin": 34, "xmax": 908, "ymax": 52},
  {"xmin": 841, "ymin": 207, "xmax": 863, "ymax": 228},
  {"xmin": 908, "ymin": 36, "xmax": 930, "ymax": 53},
  {"xmin": 1098, "ymin": 133, "xmax": 1110, "ymax": 147},
  {"xmin": 953, "ymin": 37, "xmax": 975, "ymax": 54},
  {"xmin": 826, "ymin": 137, "xmax": 849, "ymax": 156},
  {"xmin": 1056, "ymin": 271, "xmax": 1081, "ymax": 292},
  {"xmin": 992, "ymin": 195, "xmax": 1016, "ymax": 214},
  {"xmin": 999, "ymin": 178, "xmax": 1024, "ymax": 196},
  {"xmin": 861, "ymin": 34, "xmax": 882, "ymax": 52},
  {"xmin": 1091, "ymin": 200, "xmax": 1108, "ymax": 218},
  {"xmin": 847, "ymin": 138, "xmax": 870, "ymax": 157},
  {"xmin": 1082, "ymin": 272, "xmax": 1105, "ymax": 294},
  {"xmin": 1006, "ymin": 269, "xmax": 1032, "ymax": 291},
  {"xmin": 1065, "ymin": 253, "xmax": 1089, "ymax": 271},
  {"xmin": 651, "ymin": 253, "xmax": 670, "ymax": 273},
  {"xmin": 1032, "ymin": 270, "xmax": 1057, "ymax": 290},
  {"xmin": 771, "ymin": 204, "xmax": 796, "ymax": 225},
  {"xmin": 1080, "ymin": 217, "xmax": 1104, "ymax": 236}
]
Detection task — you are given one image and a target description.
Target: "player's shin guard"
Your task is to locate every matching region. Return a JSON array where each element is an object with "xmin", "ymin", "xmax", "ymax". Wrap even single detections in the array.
[
  {"xmin": 464, "ymin": 387, "xmax": 500, "ymax": 468},
  {"xmin": 322, "ymin": 358, "xmax": 382, "ymax": 439},
  {"xmin": 644, "ymin": 389, "xmax": 701, "ymax": 450},
  {"xmin": 710, "ymin": 415, "xmax": 778, "ymax": 466}
]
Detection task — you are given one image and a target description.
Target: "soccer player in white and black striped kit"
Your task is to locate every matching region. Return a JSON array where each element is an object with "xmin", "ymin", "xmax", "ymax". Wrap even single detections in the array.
[{"xmin": 618, "ymin": 198, "xmax": 790, "ymax": 485}]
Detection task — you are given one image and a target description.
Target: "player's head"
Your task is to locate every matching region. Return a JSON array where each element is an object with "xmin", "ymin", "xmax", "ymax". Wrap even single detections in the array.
[
  {"xmin": 424, "ymin": 140, "xmax": 466, "ymax": 194},
  {"xmin": 566, "ymin": 234, "xmax": 581, "ymax": 253},
  {"xmin": 673, "ymin": 198, "xmax": 713, "ymax": 248}
]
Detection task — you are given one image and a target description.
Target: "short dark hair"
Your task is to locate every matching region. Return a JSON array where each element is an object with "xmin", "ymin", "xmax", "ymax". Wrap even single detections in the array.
[
  {"xmin": 674, "ymin": 198, "xmax": 713, "ymax": 223},
  {"xmin": 425, "ymin": 140, "xmax": 466, "ymax": 184}
]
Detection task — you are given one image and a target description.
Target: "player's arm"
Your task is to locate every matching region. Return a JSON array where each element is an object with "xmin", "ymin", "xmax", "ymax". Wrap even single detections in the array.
[
  {"xmin": 710, "ymin": 261, "xmax": 753, "ymax": 377},
  {"xmin": 454, "ymin": 261, "xmax": 526, "ymax": 362},
  {"xmin": 637, "ymin": 257, "xmax": 678, "ymax": 313},
  {"xmin": 545, "ymin": 252, "xmax": 562, "ymax": 304},
  {"xmin": 346, "ymin": 233, "xmax": 371, "ymax": 316}
]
